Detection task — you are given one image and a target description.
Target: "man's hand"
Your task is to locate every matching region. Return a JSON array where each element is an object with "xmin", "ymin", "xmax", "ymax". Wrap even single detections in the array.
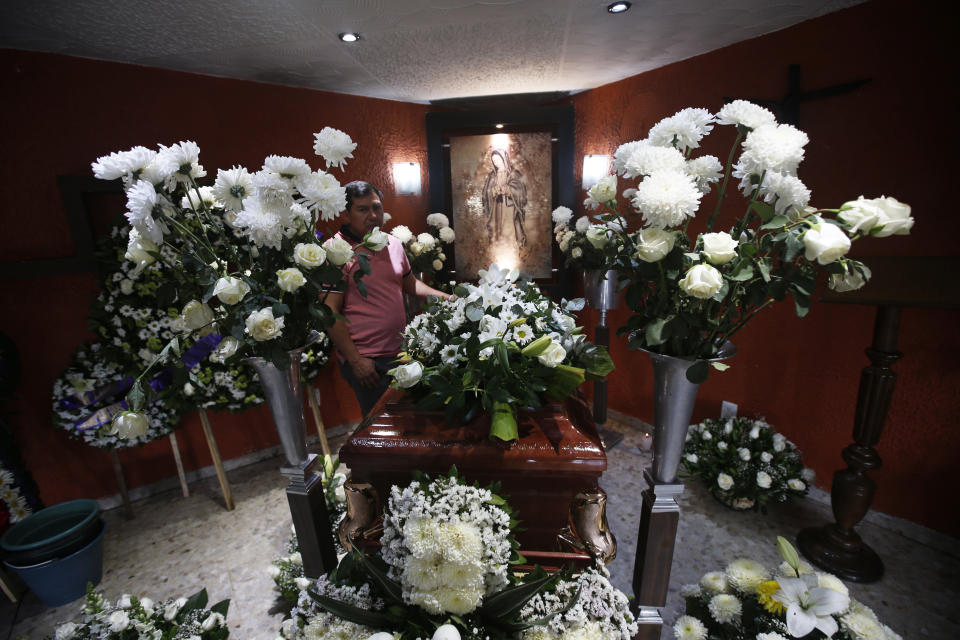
[{"xmin": 349, "ymin": 356, "xmax": 380, "ymax": 388}]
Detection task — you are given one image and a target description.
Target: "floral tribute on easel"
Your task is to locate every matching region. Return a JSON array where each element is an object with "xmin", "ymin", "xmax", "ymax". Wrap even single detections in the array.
[
  {"xmin": 278, "ymin": 469, "xmax": 637, "ymax": 640},
  {"xmin": 389, "ymin": 264, "xmax": 614, "ymax": 442}
]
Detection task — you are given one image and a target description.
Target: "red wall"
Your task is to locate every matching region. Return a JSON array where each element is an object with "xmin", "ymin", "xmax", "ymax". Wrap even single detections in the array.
[
  {"xmin": 0, "ymin": 50, "xmax": 431, "ymax": 503},
  {"xmin": 569, "ymin": 0, "xmax": 960, "ymax": 536}
]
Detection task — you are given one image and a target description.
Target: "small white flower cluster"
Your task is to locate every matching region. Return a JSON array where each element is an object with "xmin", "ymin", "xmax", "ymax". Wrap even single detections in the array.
[
  {"xmin": 380, "ymin": 475, "xmax": 513, "ymax": 615},
  {"xmin": 388, "ymin": 212, "xmax": 455, "ymax": 278},
  {"xmin": 279, "ymin": 575, "xmax": 383, "ymax": 640},
  {"xmin": 552, "ymin": 204, "xmax": 629, "ymax": 271},
  {"xmin": 517, "ymin": 568, "xmax": 638, "ymax": 640},
  {"xmin": 683, "ymin": 417, "xmax": 811, "ymax": 510},
  {"xmin": 0, "ymin": 463, "xmax": 33, "ymax": 523}
]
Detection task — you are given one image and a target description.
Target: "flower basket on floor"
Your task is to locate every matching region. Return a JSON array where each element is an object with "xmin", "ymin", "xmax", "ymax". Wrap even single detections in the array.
[
  {"xmin": 673, "ymin": 537, "xmax": 901, "ymax": 640},
  {"xmin": 682, "ymin": 417, "xmax": 813, "ymax": 512}
]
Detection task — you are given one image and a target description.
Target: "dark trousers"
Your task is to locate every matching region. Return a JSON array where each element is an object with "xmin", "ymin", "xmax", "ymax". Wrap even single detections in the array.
[{"xmin": 338, "ymin": 355, "xmax": 397, "ymax": 417}]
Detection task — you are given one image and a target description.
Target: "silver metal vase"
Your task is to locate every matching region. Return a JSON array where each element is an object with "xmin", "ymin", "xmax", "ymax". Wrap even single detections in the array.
[
  {"xmin": 583, "ymin": 269, "xmax": 621, "ymax": 312},
  {"xmin": 644, "ymin": 342, "xmax": 737, "ymax": 484},
  {"xmin": 246, "ymin": 349, "xmax": 310, "ymax": 469}
]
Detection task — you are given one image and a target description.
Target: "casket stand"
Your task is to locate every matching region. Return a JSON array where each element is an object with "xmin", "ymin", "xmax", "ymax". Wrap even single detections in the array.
[{"xmin": 337, "ymin": 388, "xmax": 616, "ymax": 569}]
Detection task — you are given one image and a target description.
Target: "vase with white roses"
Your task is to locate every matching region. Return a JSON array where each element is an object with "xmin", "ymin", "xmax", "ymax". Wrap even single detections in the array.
[
  {"xmin": 389, "ymin": 212, "xmax": 456, "ymax": 284},
  {"xmin": 90, "ymin": 127, "xmax": 384, "ymax": 418},
  {"xmin": 551, "ymin": 201, "xmax": 628, "ymax": 273},
  {"xmin": 389, "ymin": 264, "xmax": 614, "ymax": 442}
]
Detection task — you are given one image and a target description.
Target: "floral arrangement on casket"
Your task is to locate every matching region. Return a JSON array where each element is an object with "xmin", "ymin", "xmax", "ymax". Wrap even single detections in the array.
[
  {"xmin": 279, "ymin": 469, "xmax": 637, "ymax": 640},
  {"xmin": 550, "ymin": 203, "xmax": 629, "ymax": 272},
  {"xmin": 389, "ymin": 264, "xmax": 614, "ymax": 441},
  {"xmin": 390, "ymin": 212, "xmax": 456, "ymax": 283},
  {"xmin": 47, "ymin": 585, "xmax": 229, "ymax": 640},
  {"xmin": 673, "ymin": 536, "xmax": 901, "ymax": 640},
  {"xmin": 90, "ymin": 127, "xmax": 383, "ymax": 417},
  {"xmin": 576, "ymin": 101, "xmax": 913, "ymax": 379},
  {"xmin": 682, "ymin": 417, "xmax": 813, "ymax": 511}
]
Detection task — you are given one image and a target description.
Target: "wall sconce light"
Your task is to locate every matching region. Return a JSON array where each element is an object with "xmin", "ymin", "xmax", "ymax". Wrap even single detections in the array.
[
  {"xmin": 393, "ymin": 162, "xmax": 421, "ymax": 196},
  {"xmin": 582, "ymin": 155, "xmax": 611, "ymax": 190}
]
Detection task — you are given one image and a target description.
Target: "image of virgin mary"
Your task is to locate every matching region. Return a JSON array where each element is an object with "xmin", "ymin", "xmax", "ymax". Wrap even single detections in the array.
[{"xmin": 481, "ymin": 149, "xmax": 529, "ymax": 248}]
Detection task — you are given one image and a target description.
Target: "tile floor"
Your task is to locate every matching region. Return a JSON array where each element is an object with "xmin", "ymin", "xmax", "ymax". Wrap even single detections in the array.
[{"xmin": 3, "ymin": 417, "xmax": 958, "ymax": 639}]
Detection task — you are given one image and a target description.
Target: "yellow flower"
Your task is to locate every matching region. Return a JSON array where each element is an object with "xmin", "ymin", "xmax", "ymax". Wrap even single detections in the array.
[{"xmin": 756, "ymin": 580, "xmax": 785, "ymax": 615}]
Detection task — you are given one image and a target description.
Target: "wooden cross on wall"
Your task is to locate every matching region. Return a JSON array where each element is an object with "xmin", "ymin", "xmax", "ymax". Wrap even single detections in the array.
[{"xmin": 726, "ymin": 64, "xmax": 871, "ymax": 126}]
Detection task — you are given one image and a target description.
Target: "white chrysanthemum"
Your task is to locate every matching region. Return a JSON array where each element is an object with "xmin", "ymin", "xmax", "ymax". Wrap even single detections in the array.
[
  {"xmin": 92, "ymin": 146, "xmax": 159, "ymax": 188},
  {"xmin": 436, "ymin": 587, "xmax": 483, "ymax": 615},
  {"xmin": 438, "ymin": 226, "xmax": 456, "ymax": 243},
  {"xmin": 253, "ymin": 169, "xmax": 295, "ymax": 207},
  {"xmin": 417, "ymin": 232, "xmax": 436, "ymax": 247},
  {"xmin": 156, "ymin": 140, "xmax": 205, "ymax": 183},
  {"xmin": 672, "ymin": 615, "xmax": 708, "ymax": 640},
  {"xmin": 264, "ymin": 155, "xmax": 312, "ymax": 178},
  {"xmin": 438, "ymin": 521, "xmax": 484, "ymax": 564},
  {"xmin": 234, "ymin": 197, "xmax": 284, "ymax": 249},
  {"xmin": 124, "ymin": 180, "xmax": 166, "ymax": 244},
  {"xmin": 439, "ymin": 344, "xmax": 459, "ymax": 364},
  {"xmin": 756, "ymin": 633, "xmax": 789, "ymax": 640},
  {"xmin": 295, "ymin": 171, "xmax": 346, "ymax": 221},
  {"xmin": 391, "ymin": 225, "xmax": 414, "ymax": 244},
  {"xmin": 613, "ymin": 140, "xmax": 648, "ymax": 176},
  {"xmin": 648, "ymin": 107, "xmax": 715, "ymax": 152},
  {"xmin": 708, "ymin": 593, "xmax": 742, "ymax": 624},
  {"xmin": 623, "ymin": 144, "xmax": 686, "ymax": 178},
  {"xmin": 438, "ymin": 561, "xmax": 485, "ymax": 590},
  {"xmin": 552, "ymin": 205, "xmax": 574, "ymax": 226},
  {"xmin": 313, "ymin": 126, "xmax": 357, "ymax": 170},
  {"xmin": 759, "ymin": 171, "xmax": 811, "ymax": 216},
  {"xmin": 725, "ymin": 558, "xmax": 769, "ymax": 592},
  {"xmin": 575, "ymin": 216, "xmax": 591, "ymax": 233},
  {"xmin": 700, "ymin": 571, "xmax": 728, "ymax": 594},
  {"xmin": 817, "ymin": 572, "xmax": 849, "ymax": 597},
  {"xmin": 212, "ymin": 166, "xmax": 254, "ymax": 212},
  {"xmin": 402, "ymin": 555, "xmax": 441, "ymax": 591},
  {"xmin": 716, "ymin": 99, "xmax": 777, "ymax": 130},
  {"xmin": 841, "ymin": 610, "xmax": 885, "ymax": 640},
  {"xmin": 631, "ymin": 169, "xmax": 703, "ymax": 229},
  {"xmin": 737, "ymin": 123, "xmax": 809, "ymax": 177},
  {"xmin": 685, "ymin": 155, "xmax": 723, "ymax": 193},
  {"xmin": 180, "ymin": 185, "xmax": 219, "ymax": 211},
  {"xmin": 427, "ymin": 212, "xmax": 450, "ymax": 228}
]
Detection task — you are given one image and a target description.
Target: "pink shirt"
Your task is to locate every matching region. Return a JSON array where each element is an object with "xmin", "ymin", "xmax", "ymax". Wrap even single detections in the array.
[{"xmin": 336, "ymin": 230, "xmax": 411, "ymax": 360}]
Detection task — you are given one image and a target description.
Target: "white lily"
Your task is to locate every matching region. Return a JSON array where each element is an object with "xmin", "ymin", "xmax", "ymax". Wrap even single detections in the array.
[{"xmin": 773, "ymin": 573, "xmax": 849, "ymax": 638}]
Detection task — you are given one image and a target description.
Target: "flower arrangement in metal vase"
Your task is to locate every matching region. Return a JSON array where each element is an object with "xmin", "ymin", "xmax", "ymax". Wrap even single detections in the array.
[
  {"xmin": 90, "ymin": 127, "xmax": 384, "ymax": 419},
  {"xmin": 47, "ymin": 585, "xmax": 230, "ymax": 640},
  {"xmin": 551, "ymin": 198, "xmax": 629, "ymax": 272},
  {"xmin": 278, "ymin": 469, "xmax": 637, "ymax": 640},
  {"xmin": 577, "ymin": 102, "xmax": 914, "ymax": 381},
  {"xmin": 389, "ymin": 264, "xmax": 614, "ymax": 441},
  {"xmin": 682, "ymin": 417, "xmax": 813, "ymax": 512},
  {"xmin": 389, "ymin": 212, "xmax": 456, "ymax": 283},
  {"xmin": 673, "ymin": 536, "xmax": 901, "ymax": 640}
]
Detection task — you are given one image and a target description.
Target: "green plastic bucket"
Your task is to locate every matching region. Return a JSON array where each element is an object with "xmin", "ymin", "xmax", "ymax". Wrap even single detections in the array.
[{"xmin": 1, "ymin": 499, "xmax": 101, "ymax": 565}]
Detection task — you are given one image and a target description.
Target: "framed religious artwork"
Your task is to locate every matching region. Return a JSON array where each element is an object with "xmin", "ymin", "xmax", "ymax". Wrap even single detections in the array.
[{"xmin": 426, "ymin": 105, "xmax": 574, "ymax": 297}]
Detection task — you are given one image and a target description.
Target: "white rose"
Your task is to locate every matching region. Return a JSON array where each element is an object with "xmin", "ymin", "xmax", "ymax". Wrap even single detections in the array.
[
  {"xmin": 749, "ymin": 425, "xmax": 761, "ymax": 439},
  {"xmin": 267, "ymin": 565, "xmax": 281, "ymax": 578},
  {"xmin": 125, "ymin": 229, "xmax": 158, "ymax": 272},
  {"xmin": 181, "ymin": 300, "xmax": 215, "ymax": 331},
  {"xmin": 245, "ymin": 307, "xmax": 285, "ymax": 341},
  {"xmin": 201, "ymin": 613, "xmax": 225, "ymax": 631},
  {"xmin": 432, "ymin": 624, "xmax": 462, "ymax": 640},
  {"xmin": 537, "ymin": 339, "xmax": 567, "ymax": 368},
  {"xmin": 335, "ymin": 484, "xmax": 346, "ymax": 502},
  {"xmin": 212, "ymin": 336, "xmax": 239, "ymax": 362},
  {"xmin": 717, "ymin": 473, "xmax": 734, "ymax": 491},
  {"xmin": 838, "ymin": 197, "xmax": 881, "ymax": 234},
  {"xmin": 702, "ymin": 430, "xmax": 712, "ymax": 440},
  {"xmin": 772, "ymin": 433, "xmax": 786, "ymax": 452},
  {"xmin": 575, "ymin": 216, "xmax": 591, "ymax": 233},
  {"xmin": 119, "ymin": 279, "xmax": 134, "ymax": 295},
  {"xmin": 432, "ymin": 259, "xmax": 444, "ymax": 271},
  {"xmin": 54, "ymin": 622, "xmax": 79, "ymax": 640},
  {"xmin": 293, "ymin": 243, "xmax": 327, "ymax": 268},
  {"xmin": 700, "ymin": 231, "xmax": 738, "ymax": 265},
  {"xmin": 391, "ymin": 225, "xmax": 414, "ymax": 244},
  {"xmin": 213, "ymin": 276, "xmax": 251, "ymax": 305},
  {"xmin": 391, "ymin": 361, "xmax": 424, "ymax": 388},
  {"xmin": 551, "ymin": 206, "xmax": 573, "ymax": 226},
  {"xmin": 183, "ymin": 382, "xmax": 195, "ymax": 396},
  {"xmin": 829, "ymin": 263, "xmax": 872, "ymax": 292},
  {"xmin": 367, "ymin": 634, "xmax": 396, "ymax": 640},
  {"xmin": 585, "ymin": 224, "xmax": 609, "ymax": 249},
  {"xmin": 756, "ymin": 471, "xmax": 773, "ymax": 489},
  {"xmin": 738, "ymin": 447, "xmax": 751, "ymax": 461},
  {"xmin": 761, "ymin": 451, "xmax": 773, "ymax": 462},
  {"xmin": 588, "ymin": 174, "xmax": 617, "ymax": 203},
  {"xmin": 323, "ymin": 237, "xmax": 354, "ymax": 266},
  {"xmin": 112, "ymin": 411, "xmax": 149, "ymax": 439},
  {"xmin": 294, "ymin": 577, "xmax": 312, "ymax": 590},
  {"xmin": 788, "ymin": 479, "xmax": 806, "ymax": 491},
  {"xmin": 717, "ymin": 441, "xmax": 728, "ymax": 451},
  {"xmin": 870, "ymin": 196, "xmax": 913, "ymax": 236},
  {"xmin": 571, "ymin": 246, "xmax": 583, "ymax": 258},
  {"xmin": 438, "ymin": 226, "xmax": 456, "ymax": 243},
  {"xmin": 686, "ymin": 453, "xmax": 698, "ymax": 463},
  {"xmin": 633, "ymin": 228, "xmax": 675, "ymax": 262},
  {"xmin": 679, "ymin": 263, "xmax": 723, "ymax": 299},
  {"xmin": 108, "ymin": 611, "xmax": 130, "ymax": 633},
  {"xmin": 723, "ymin": 420, "xmax": 733, "ymax": 434},
  {"xmin": 417, "ymin": 232, "xmax": 436, "ymax": 247},
  {"xmin": 117, "ymin": 594, "xmax": 132, "ymax": 608},
  {"xmin": 276, "ymin": 267, "xmax": 307, "ymax": 293},
  {"xmin": 289, "ymin": 552, "xmax": 302, "ymax": 565},
  {"xmin": 803, "ymin": 223, "xmax": 850, "ymax": 265},
  {"xmin": 164, "ymin": 598, "xmax": 187, "ymax": 621},
  {"xmin": 365, "ymin": 227, "xmax": 389, "ymax": 251}
]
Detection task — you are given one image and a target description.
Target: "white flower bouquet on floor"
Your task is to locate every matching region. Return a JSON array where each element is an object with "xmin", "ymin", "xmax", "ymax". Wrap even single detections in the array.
[
  {"xmin": 582, "ymin": 102, "xmax": 914, "ymax": 378},
  {"xmin": 48, "ymin": 585, "xmax": 230, "ymax": 640},
  {"xmin": 392, "ymin": 264, "xmax": 614, "ymax": 441},
  {"xmin": 390, "ymin": 212, "xmax": 456, "ymax": 283},
  {"xmin": 279, "ymin": 469, "xmax": 637, "ymax": 640},
  {"xmin": 91, "ymin": 128, "xmax": 383, "ymax": 416},
  {"xmin": 674, "ymin": 537, "xmax": 900, "ymax": 640},
  {"xmin": 682, "ymin": 417, "xmax": 812, "ymax": 511}
]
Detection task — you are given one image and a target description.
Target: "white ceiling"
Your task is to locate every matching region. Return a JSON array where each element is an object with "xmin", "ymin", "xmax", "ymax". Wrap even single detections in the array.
[{"xmin": 1, "ymin": 0, "xmax": 865, "ymax": 104}]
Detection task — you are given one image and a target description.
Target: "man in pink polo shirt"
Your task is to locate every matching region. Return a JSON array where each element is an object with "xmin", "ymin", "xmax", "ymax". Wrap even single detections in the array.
[{"xmin": 325, "ymin": 181, "xmax": 450, "ymax": 415}]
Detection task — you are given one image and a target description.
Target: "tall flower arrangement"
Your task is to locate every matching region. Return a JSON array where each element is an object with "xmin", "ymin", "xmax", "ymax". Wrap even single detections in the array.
[
  {"xmin": 551, "ymin": 202, "xmax": 628, "ymax": 272},
  {"xmin": 581, "ymin": 102, "xmax": 913, "ymax": 375},
  {"xmin": 392, "ymin": 264, "xmax": 614, "ymax": 441},
  {"xmin": 91, "ymin": 128, "xmax": 381, "ymax": 414},
  {"xmin": 389, "ymin": 212, "xmax": 456, "ymax": 283}
]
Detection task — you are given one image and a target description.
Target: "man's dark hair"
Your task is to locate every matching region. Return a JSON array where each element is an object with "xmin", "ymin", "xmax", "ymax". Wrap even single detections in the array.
[{"xmin": 344, "ymin": 181, "xmax": 383, "ymax": 211}]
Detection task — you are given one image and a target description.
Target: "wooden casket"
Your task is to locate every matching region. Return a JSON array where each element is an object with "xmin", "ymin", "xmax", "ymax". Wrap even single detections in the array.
[{"xmin": 338, "ymin": 389, "xmax": 614, "ymax": 566}]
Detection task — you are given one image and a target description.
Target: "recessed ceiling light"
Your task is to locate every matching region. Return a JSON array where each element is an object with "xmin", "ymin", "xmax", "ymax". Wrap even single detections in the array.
[
  {"xmin": 607, "ymin": 1, "xmax": 631, "ymax": 13},
  {"xmin": 338, "ymin": 32, "xmax": 360, "ymax": 42},
  {"xmin": 495, "ymin": 123, "xmax": 504, "ymax": 129}
]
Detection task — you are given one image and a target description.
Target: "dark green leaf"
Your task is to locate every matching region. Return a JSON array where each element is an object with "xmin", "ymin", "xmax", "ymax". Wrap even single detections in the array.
[
  {"xmin": 127, "ymin": 380, "xmax": 147, "ymax": 412},
  {"xmin": 479, "ymin": 569, "xmax": 556, "ymax": 619},
  {"xmin": 760, "ymin": 214, "xmax": 789, "ymax": 230},
  {"xmin": 210, "ymin": 599, "xmax": 230, "ymax": 616},
  {"xmin": 307, "ymin": 591, "xmax": 397, "ymax": 628},
  {"xmin": 784, "ymin": 233, "xmax": 804, "ymax": 262},
  {"xmin": 646, "ymin": 317, "xmax": 670, "ymax": 346},
  {"xmin": 757, "ymin": 258, "xmax": 772, "ymax": 282},
  {"xmin": 352, "ymin": 547, "xmax": 404, "ymax": 603},
  {"xmin": 749, "ymin": 201, "xmax": 775, "ymax": 222},
  {"xmin": 465, "ymin": 303, "xmax": 484, "ymax": 322},
  {"xmin": 685, "ymin": 360, "xmax": 709, "ymax": 384},
  {"xmin": 181, "ymin": 589, "xmax": 209, "ymax": 615}
]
